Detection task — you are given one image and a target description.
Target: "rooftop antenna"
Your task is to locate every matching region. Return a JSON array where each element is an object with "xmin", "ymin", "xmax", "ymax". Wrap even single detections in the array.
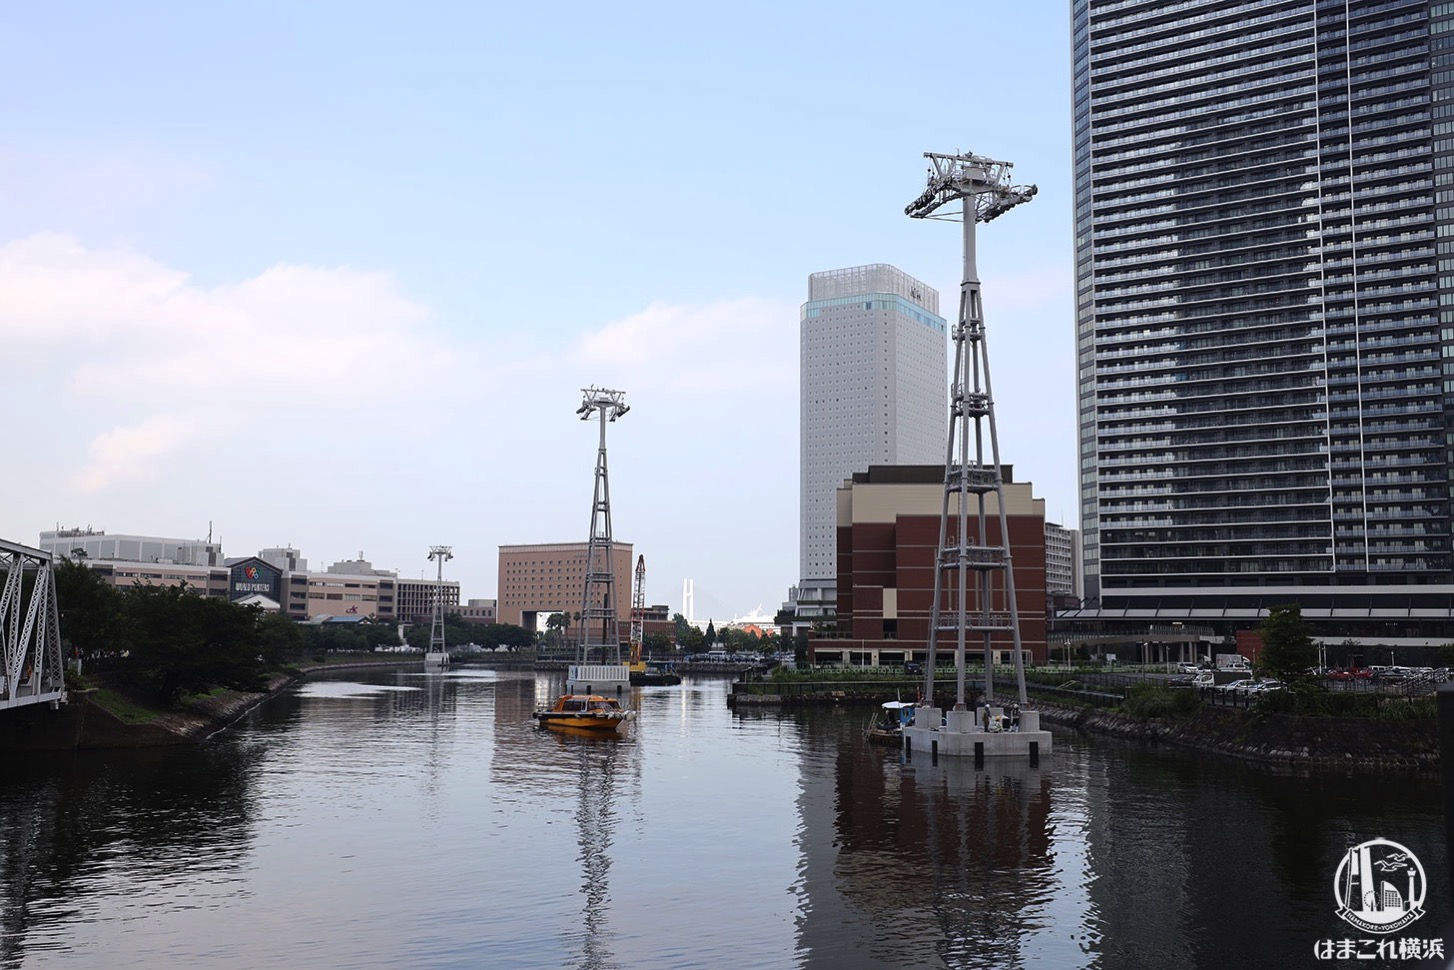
[{"xmin": 906, "ymin": 149, "xmax": 1037, "ymax": 712}]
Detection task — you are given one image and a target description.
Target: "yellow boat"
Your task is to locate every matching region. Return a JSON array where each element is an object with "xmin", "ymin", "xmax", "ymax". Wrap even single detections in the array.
[{"xmin": 532, "ymin": 694, "xmax": 635, "ymax": 734}]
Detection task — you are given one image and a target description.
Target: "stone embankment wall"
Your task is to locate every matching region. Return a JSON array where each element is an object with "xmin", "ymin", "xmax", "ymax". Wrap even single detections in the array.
[{"xmin": 1034, "ymin": 701, "xmax": 1439, "ymax": 771}]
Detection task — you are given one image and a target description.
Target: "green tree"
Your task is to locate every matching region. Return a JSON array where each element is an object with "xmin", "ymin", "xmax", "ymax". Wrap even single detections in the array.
[
  {"xmin": 357, "ymin": 618, "xmax": 404, "ymax": 650},
  {"xmin": 672, "ymin": 613, "xmax": 690, "ymax": 644},
  {"xmin": 474, "ymin": 623, "xmax": 535, "ymax": 650},
  {"xmin": 404, "ymin": 622, "xmax": 431, "ymax": 650},
  {"xmin": 704, "ymin": 620, "xmax": 717, "ymax": 646},
  {"xmin": 117, "ymin": 584, "xmax": 266, "ymax": 703},
  {"xmin": 680, "ymin": 626, "xmax": 706, "ymax": 652},
  {"xmin": 1259, "ymin": 603, "xmax": 1317, "ymax": 682},
  {"xmin": 257, "ymin": 611, "xmax": 304, "ymax": 665},
  {"xmin": 52, "ymin": 557, "xmax": 121, "ymax": 656},
  {"xmin": 721, "ymin": 628, "xmax": 762, "ymax": 653}
]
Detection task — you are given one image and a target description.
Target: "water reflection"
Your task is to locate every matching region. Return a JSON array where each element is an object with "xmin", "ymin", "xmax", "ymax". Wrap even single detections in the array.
[
  {"xmin": 0, "ymin": 744, "xmax": 259, "ymax": 968},
  {"xmin": 902, "ymin": 759, "xmax": 1057, "ymax": 968},
  {"xmin": 551, "ymin": 732, "xmax": 624, "ymax": 970},
  {"xmin": 0, "ymin": 672, "xmax": 1444, "ymax": 969},
  {"xmin": 793, "ymin": 725, "xmax": 1066, "ymax": 970},
  {"xmin": 786, "ymin": 714, "xmax": 1450, "ymax": 970},
  {"xmin": 1081, "ymin": 741, "xmax": 1450, "ymax": 970}
]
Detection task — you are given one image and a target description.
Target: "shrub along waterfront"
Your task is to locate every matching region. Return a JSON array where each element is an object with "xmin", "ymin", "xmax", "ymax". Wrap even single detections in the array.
[
  {"xmin": 741, "ymin": 664, "xmax": 1437, "ymax": 767},
  {"xmin": 743, "ymin": 660, "xmax": 1436, "ymax": 724}
]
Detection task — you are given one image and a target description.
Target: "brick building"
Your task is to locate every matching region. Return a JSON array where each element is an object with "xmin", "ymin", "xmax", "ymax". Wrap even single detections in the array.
[
  {"xmin": 810, "ymin": 465, "xmax": 1048, "ymax": 667},
  {"xmin": 498, "ymin": 541, "xmax": 633, "ymax": 630}
]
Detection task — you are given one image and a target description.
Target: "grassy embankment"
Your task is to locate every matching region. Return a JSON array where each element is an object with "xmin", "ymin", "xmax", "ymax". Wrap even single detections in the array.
[{"xmin": 80, "ymin": 650, "xmax": 394, "ymax": 726}]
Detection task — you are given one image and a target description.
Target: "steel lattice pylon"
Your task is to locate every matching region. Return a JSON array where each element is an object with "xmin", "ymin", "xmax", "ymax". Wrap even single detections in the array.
[
  {"xmin": 906, "ymin": 150, "xmax": 1038, "ymax": 711},
  {"xmin": 0, "ymin": 539, "xmax": 68, "ymax": 711},
  {"xmin": 576, "ymin": 387, "xmax": 630, "ymax": 664},
  {"xmin": 427, "ymin": 545, "xmax": 453, "ymax": 658},
  {"xmin": 629, "ymin": 554, "xmax": 646, "ymax": 667}
]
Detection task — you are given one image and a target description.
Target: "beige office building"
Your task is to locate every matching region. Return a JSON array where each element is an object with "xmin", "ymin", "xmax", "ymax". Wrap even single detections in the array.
[
  {"xmin": 89, "ymin": 561, "xmax": 231, "ymax": 598},
  {"xmin": 299, "ymin": 571, "xmax": 396, "ymax": 620},
  {"xmin": 395, "ymin": 579, "xmax": 462, "ymax": 624},
  {"xmin": 455, "ymin": 599, "xmax": 498, "ymax": 625},
  {"xmin": 498, "ymin": 542, "xmax": 633, "ymax": 629}
]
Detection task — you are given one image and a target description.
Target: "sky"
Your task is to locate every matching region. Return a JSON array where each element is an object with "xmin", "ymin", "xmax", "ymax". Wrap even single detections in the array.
[{"xmin": 0, "ymin": 1, "xmax": 1077, "ymax": 621}]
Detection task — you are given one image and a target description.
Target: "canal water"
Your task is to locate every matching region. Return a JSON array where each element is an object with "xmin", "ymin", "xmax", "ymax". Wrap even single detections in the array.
[{"xmin": 0, "ymin": 668, "xmax": 1446, "ymax": 969}]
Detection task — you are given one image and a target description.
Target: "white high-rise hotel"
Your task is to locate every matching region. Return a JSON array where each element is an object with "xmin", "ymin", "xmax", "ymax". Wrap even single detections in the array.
[{"xmin": 795, "ymin": 264, "xmax": 947, "ymax": 618}]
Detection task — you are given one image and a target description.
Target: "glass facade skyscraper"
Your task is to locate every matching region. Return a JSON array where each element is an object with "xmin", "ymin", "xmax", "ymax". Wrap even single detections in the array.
[
  {"xmin": 1074, "ymin": 0, "xmax": 1454, "ymax": 630},
  {"xmin": 795, "ymin": 265, "xmax": 947, "ymax": 620}
]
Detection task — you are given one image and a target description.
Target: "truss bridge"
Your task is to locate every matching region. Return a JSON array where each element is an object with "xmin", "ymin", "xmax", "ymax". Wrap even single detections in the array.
[{"xmin": 0, "ymin": 539, "xmax": 68, "ymax": 711}]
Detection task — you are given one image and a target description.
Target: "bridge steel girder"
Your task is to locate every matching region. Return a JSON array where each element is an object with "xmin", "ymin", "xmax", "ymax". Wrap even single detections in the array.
[{"xmin": 0, "ymin": 539, "xmax": 68, "ymax": 711}]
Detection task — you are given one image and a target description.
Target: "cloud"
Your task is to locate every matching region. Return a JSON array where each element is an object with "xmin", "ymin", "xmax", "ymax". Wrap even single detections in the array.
[
  {"xmin": 1, "ymin": 234, "xmax": 804, "ymax": 613},
  {"xmin": 0, "ymin": 233, "xmax": 449, "ymax": 490},
  {"xmin": 572, "ymin": 296, "xmax": 797, "ymax": 394},
  {"xmin": 74, "ymin": 413, "xmax": 212, "ymax": 492}
]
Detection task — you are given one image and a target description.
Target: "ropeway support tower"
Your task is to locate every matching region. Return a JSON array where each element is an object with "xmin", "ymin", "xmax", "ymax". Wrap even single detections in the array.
[
  {"xmin": 906, "ymin": 150, "xmax": 1037, "ymax": 714},
  {"xmin": 426, "ymin": 545, "xmax": 452, "ymax": 665},
  {"xmin": 569, "ymin": 387, "xmax": 632, "ymax": 694}
]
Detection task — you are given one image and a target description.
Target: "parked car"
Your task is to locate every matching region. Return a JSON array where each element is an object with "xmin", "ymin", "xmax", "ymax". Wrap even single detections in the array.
[{"xmin": 1216, "ymin": 678, "xmax": 1257, "ymax": 694}]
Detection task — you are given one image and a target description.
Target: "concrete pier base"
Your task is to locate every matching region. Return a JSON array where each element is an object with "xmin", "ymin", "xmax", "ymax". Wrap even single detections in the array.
[
  {"xmin": 567, "ymin": 664, "xmax": 631, "ymax": 695},
  {"xmin": 903, "ymin": 704, "xmax": 1052, "ymax": 758}
]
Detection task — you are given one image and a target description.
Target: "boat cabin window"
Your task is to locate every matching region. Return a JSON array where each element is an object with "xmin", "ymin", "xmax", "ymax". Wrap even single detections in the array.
[{"xmin": 563, "ymin": 699, "xmax": 586, "ymax": 712}]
